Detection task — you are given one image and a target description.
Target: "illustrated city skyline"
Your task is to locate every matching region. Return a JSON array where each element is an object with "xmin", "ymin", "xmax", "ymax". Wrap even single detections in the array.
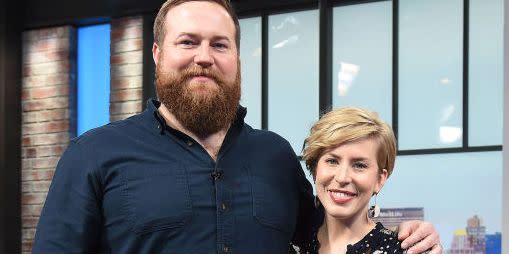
[{"xmin": 375, "ymin": 208, "xmax": 502, "ymax": 254}]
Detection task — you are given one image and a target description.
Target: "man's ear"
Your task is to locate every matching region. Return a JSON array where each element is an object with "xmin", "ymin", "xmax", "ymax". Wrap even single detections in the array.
[{"xmin": 153, "ymin": 42, "xmax": 160, "ymax": 66}]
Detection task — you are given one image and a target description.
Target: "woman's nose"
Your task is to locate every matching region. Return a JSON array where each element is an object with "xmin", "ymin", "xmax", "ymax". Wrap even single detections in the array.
[{"xmin": 333, "ymin": 166, "xmax": 351, "ymax": 185}]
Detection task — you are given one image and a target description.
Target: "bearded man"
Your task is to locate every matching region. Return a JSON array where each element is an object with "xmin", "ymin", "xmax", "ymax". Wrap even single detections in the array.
[{"xmin": 33, "ymin": 0, "xmax": 443, "ymax": 253}]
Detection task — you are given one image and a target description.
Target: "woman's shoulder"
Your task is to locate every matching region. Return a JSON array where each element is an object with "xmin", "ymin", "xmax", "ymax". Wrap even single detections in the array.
[
  {"xmin": 293, "ymin": 222, "xmax": 405, "ymax": 254},
  {"xmin": 348, "ymin": 222, "xmax": 405, "ymax": 254}
]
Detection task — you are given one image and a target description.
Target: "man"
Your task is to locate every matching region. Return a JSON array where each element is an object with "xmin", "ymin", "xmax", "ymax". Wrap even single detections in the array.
[{"xmin": 33, "ymin": 0, "xmax": 443, "ymax": 253}]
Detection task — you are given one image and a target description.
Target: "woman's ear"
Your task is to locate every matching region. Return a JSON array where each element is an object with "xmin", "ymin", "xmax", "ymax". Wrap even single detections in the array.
[{"xmin": 376, "ymin": 168, "xmax": 388, "ymax": 193}]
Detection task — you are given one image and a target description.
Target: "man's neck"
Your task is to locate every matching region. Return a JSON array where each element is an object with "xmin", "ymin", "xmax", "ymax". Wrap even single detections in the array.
[{"xmin": 158, "ymin": 103, "xmax": 228, "ymax": 161}]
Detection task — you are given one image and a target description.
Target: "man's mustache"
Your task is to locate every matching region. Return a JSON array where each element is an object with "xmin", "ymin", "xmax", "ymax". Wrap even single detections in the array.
[{"xmin": 160, "ymin": 65, "xmax": 225, "ymax": 85}]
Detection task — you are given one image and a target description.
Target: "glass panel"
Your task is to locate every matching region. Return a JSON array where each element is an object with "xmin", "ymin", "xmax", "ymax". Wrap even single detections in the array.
[
  {"xmin": 468, "ymin": 0, "xmax": 503, "ymax": 146},
  {"xmin": 398, "ymin": 0, "xmax": 463, "ymax": 150},
  {"xmin": 268, "ymin": 10, "xmax": 319, "ymax": 154},
  {"xmin": 239, "ymin": 17, "xmax": 262, "ymax": 129},
  {"xmin": 379, "ymin": 152, "xmax": 502, "ymax": 253},
  {"xmin": 77, "ymin": 24, "xmax": 111, "ymax": 135},
  {"xmin": 332, "ymin": 2, "xmax": 392, "ymax": 123}
]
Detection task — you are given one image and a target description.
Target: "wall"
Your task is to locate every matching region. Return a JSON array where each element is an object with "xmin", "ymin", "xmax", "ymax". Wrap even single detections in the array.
[
  {"xmin": 20, "ymin": 26, "xmax": 76, "ymax": 254},
  {"xmin": 110, "ymin": 16, "xmax": 144, "ymax": 121},
  {"xmin": 19, "ymin": 16, "xmax": 144, "ymax": 253},
  {"xmin": 0, "ymin": 0, "xmax": 23, "ymax": 253}
]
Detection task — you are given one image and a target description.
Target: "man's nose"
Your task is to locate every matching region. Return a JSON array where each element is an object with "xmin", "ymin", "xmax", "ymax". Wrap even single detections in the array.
[{"xmin": 194, "ymin": 44, "xmax": 214, "ymax": 68}]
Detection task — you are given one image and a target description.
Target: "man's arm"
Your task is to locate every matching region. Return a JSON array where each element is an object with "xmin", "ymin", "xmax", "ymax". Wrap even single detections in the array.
[
  {"xmin": 32, "ymin": 141, "xmax": 102, "ymax": 253},
  {"xmin": 397, "ymin": 220, "xmax": 443, "ymax": 254},
  {"xmin": 290, "ymin": 157, "xmax": 317, "ymax": 249}
]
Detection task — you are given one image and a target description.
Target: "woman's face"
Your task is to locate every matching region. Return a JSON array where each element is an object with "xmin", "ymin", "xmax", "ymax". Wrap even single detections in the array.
[{"xmin": 315, "ymin": 138, "xmax": 388, "ymax": 221}]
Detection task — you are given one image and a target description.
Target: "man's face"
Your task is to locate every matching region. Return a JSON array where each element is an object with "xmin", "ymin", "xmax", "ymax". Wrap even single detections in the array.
[{"xmin": 153, "ymin": 1, "xmax": 241, "ymax": 136}]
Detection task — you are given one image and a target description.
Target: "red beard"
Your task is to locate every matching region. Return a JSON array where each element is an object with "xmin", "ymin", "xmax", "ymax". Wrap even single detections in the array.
[{"xmin": 155, "ymin": 62, "xmax": 241, "ymax": 137}]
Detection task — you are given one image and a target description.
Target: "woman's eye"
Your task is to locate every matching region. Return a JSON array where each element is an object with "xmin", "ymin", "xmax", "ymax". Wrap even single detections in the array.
[
  {"xmin": 353, "ymin": 162, "xmax": 368, "ymax": 169},
  {"xmin": 325, "ymin": 158, "xmax": 338, "ymax": 165}
]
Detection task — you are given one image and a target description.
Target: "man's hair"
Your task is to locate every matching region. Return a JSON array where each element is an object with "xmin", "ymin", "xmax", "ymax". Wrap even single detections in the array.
[
  {"xmin": 302, "ymin": 107, "xmax": 397, "ymax": 179},
  {"xmin": 153, "ymin": 0, "xmax": 241, "ymax": 50}
]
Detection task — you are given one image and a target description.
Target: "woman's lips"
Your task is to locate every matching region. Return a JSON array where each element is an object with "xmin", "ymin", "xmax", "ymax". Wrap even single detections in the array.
[{"xmin": 328, "ymin": 189, "xmax": 356, "ymax": 204}]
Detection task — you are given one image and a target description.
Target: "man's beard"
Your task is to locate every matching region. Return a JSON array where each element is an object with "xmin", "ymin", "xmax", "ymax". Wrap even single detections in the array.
[{"xmin": 155, "ymin": 62, "xmax": 241, "ymax": 137}]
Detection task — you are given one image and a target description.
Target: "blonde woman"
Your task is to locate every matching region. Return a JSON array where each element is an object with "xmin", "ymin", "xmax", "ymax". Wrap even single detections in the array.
[{"xmin": 300, "ymin": 107, "xmax": 403, "ymax": 254}]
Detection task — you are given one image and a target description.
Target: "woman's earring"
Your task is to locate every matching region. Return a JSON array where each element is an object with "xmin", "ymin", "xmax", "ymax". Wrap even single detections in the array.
[
  {"xmin": 314, "ymin": 196, "xmax": 321, "ymax": 208},
  {"xmin": 368, "ymin": 193, "xmax": 380, "ymax": 218}
]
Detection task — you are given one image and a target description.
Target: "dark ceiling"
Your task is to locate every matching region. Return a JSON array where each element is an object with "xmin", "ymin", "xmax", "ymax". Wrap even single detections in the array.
[{"xmin": 24, "ymin": 0, "xmax": 317, "ymax": 30}]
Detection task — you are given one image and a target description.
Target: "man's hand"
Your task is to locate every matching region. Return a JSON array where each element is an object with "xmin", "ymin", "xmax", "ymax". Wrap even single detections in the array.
[{"xmin": 397, "ymin": 220, "xmax": 443, "ymax": 254}]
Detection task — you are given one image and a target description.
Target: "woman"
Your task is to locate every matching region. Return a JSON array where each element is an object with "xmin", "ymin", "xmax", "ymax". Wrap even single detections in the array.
[{"xmin": 300, "ymin": 107, "xmax": 403, "ymax": 254}]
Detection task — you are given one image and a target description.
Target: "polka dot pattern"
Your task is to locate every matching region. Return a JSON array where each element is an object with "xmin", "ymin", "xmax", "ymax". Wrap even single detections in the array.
[{"xmin": 295, "ymin": 222, "xmax": 405, "ymax": 254}]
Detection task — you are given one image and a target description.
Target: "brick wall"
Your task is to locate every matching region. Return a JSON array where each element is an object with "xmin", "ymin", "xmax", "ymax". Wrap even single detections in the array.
[
  {"xmin": 110, "ymin": 16, "xmax": 144, "ymax": 122},
  {"xmin": 20, "ymin": 26, "xmax": 76, "ymax": 254},
  {"xmin": 19, "ymin": 17, "xmax": 145, "ymax": 253}
]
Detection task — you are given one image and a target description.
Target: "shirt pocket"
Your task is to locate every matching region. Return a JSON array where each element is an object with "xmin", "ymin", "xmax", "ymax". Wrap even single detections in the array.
[
  {"xmin": 248, "ymin": 165, "xmax": 297, "ymax": 234},
  {"xmin": 120, "ymin": 165, "xmax": 192, "ymax": 234}
]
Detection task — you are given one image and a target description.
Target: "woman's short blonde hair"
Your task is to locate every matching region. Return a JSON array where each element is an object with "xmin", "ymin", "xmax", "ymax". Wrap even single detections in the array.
[{"xmin": 302, "ymin": 107, "xmax": 397, "ymax": 178}]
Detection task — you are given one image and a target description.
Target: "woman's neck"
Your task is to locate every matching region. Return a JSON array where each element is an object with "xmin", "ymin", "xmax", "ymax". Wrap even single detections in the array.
[{"xmin": 317, "ymin": 211, "xmax": 376, "ymax": 254}]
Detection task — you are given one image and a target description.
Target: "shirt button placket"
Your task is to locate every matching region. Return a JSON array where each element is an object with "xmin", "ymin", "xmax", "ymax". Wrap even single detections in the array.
[{"xmin": 214, "ymin": 164, "xmax": 232, "ymax": 254}]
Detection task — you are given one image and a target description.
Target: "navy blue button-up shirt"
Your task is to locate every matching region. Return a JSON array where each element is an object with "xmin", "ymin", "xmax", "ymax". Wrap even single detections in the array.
[{"xmin": 33, "ymin": 100, "xmax": 315, "ymax": 254}]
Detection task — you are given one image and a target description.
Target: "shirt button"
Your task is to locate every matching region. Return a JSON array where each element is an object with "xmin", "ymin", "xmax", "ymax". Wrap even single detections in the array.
[
  {"xmin": 223, "ymin": 245, "xmax": 230, "ymax": 253},
  {"xmin": 186, "ymin": 140, "xmax": 193, "ymax": 146},
  {"xmin": 221, "ymin": 203, "xmax": 227, "ymax": 211}
]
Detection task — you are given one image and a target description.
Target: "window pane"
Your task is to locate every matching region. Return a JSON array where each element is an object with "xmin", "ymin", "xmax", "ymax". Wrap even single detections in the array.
[
  {"xmin": 468, "ymin": 0, "xmax": 503, "ymax": 146},
  {"xmin": 268, "ymin": 10, "xmax": 319, "ymax": 154},
  {"xmin": 240, "ymin": 17, "xmax": 262, "ymax": 129},
  {"xmin": 379, "ymin": 152, "xmax": 502, "ymax": 252},
  {"xmin": 332, "ymin": 2, "xmax": 392, "ymax": 123},
  {"xmin": 398, "ymin": 0, "xmax": 463, "ymax": 150},
  {"xmin": 77, "ymin": 24, "xmax": 111, "ymax": 135}
]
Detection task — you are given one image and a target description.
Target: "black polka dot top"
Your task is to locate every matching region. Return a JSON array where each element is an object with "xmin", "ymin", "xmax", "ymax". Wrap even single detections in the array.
[{"xmin": 296, "ymin": 222, "xmax": 405, "ymax": 254}]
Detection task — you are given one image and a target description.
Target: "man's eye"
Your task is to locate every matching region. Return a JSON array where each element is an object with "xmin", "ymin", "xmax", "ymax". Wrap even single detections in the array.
[
  {"xmin": 179, "ymin": 40, "xmax": 195, "ymax": 47},
  {"xmin": 212, "ymin": 43, "xmax": 228, "ymax": 50}
]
